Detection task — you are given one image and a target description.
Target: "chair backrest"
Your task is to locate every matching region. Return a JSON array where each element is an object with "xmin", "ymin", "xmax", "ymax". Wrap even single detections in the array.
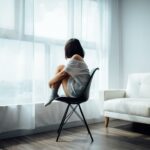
[{"xmin": 79, "ymin": 67, "xmax": 99, "ymax": 101}]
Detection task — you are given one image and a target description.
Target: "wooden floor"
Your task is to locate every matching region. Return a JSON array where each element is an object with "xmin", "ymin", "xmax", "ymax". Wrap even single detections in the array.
[{"xmin": 0, "ymin": 120, "xmax": 150, "ymax": 150}]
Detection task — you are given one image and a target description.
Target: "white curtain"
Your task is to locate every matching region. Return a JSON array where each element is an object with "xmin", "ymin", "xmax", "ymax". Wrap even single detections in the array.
[
  {"xmin": 0, "ymin": 0, "xmax": 36, "ymax": 132},
  {"xmin": 98, "ymin": 0, "xmax": 120, "ymax": 89},
  {"xmin": 0, "ymin": 0, "xmax": 120, "ymax": 133}
]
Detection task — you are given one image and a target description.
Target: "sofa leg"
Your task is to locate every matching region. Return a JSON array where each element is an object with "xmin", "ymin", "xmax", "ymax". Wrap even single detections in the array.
[{"xmin": 105, "ymin": 117, "xmax": 109, "ymax": 128}]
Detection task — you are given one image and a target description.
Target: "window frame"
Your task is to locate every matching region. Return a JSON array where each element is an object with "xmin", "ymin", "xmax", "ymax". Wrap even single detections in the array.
[
  {"xmin": 0, "ymin": 0, "xmax": 98, "ymax": 103},
  {"xmin": 0, "ymin": 0, "xmax": 97, "ymax": 48}
]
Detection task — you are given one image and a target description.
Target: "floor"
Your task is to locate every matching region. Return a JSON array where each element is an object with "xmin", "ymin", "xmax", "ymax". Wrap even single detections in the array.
[{"xmin": 0, "ymin": 120, "xmax": 150, "ymax": 150}]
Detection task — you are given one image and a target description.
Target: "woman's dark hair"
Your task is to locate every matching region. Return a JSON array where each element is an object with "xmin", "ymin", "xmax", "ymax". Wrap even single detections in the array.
[{"xmin": 64, "ymin": 38, "xmax": 85, "ymax": 58}]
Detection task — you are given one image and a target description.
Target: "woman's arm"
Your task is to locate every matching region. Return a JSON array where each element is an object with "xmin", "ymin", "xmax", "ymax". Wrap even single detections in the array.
[
  {"xmin": 49, "ymin": 69, "xmax": 69, "ymax": 87},
  {"xmin": 49, "ymin": 54, "xmax": 82, "ymax": 88}
]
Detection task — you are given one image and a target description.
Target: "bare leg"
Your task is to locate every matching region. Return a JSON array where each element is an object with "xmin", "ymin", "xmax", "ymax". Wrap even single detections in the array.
[
  {"xmin": 105, "ymin": 117, "xmax": 109, "ymax": 128},
  {"xmin": 49, "ymin": 65, "xmax": 70, "ymax": 97},
  {"xmin": 48, "ymin": 65, "xmax": 65, "ymax": 89},
  {"xmin": 45, "ymin": 65, "xmax": 65, "ymax": 106}
]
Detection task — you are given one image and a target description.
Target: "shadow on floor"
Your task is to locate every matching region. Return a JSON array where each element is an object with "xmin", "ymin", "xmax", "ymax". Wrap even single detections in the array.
[{"xmin": 115, "ymin": 122, "xmax": 150, "ymax": 135}]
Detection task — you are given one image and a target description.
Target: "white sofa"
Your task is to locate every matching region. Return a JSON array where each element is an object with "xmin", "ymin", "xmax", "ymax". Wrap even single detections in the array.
[{"xmin": 101, "ymin": 73, "xmax": 150, "ymax": 127}]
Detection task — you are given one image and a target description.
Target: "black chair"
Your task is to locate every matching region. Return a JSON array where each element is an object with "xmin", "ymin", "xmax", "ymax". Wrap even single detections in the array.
[{"xmin": 54, "ymin": 67, "xmax": 99, "ymax": 142}]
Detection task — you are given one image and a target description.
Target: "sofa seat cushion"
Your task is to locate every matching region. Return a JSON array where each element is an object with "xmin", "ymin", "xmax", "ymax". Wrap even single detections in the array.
[{"xmin": 104, "ymin": 98, "xmax": 150, "ymax": 117}]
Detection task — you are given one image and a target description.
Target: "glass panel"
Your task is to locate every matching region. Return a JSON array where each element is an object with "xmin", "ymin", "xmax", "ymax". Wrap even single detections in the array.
[
  {"xmin": 0, "ymin": 0, "xmax": 15, "ymax": 29},
  {"xmin": 0, "ymin": 39, "xmax": 45, "ymax": 104},
  {"xmin": 0, "ymin": 39, "xmax": 33, "ymax": 104},
  {"xmin": 24, "ymin": 0, "xmax": 34, "ymax": 35},
  {"xmin": 82, "ymin": 0, "xmax": 99, "ymax": 42},
  {"xmin": 25, "ymin": 0, "xmax": 68, "ymax": 39},
  {"xmin": 33, "ymin": 43, "xmax": 46, "ymax": 102}
]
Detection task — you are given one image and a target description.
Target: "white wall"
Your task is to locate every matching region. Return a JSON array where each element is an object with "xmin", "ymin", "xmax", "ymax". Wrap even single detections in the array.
[{"xmin": 120, "ymin": 0, "xmax": 150, "ymax": 87}]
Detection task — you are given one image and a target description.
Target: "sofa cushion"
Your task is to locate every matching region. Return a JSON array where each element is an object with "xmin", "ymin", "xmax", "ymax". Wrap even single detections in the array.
[
  {"xmin": 126, "ymin": 73, "xmax": 150, "ymax": 98},
  {"xmin": 104, "ymin": 98, "xmax": 150, "ymax": 117}
]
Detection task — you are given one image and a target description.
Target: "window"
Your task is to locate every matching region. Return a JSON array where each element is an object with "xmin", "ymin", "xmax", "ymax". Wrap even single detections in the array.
[
  {"xmin": 0, "ymin": 38, "xmax": 46, "ymax": 104},
  {"xmin": 25, "ymin": 0, "xmax": 68, "ymax": 40},
  {"xmin": 0, "ymin": 0, "xmax": 99, "ymax": 104},
  {"xmin": 82, "ymin": 0, "xmax": 99, "ymax": 42},
  {"xmin": 0, "ymin": 39, "xmax": 34, "ymax": 104},
  {"xmin": 0, "ymin": 0, "xmax": 15, "ymax": 30}
]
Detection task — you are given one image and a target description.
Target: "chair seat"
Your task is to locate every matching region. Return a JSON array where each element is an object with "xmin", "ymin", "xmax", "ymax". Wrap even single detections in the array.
[{"xmin": 55, "ymin": 96, "xmax": 87, "ymax": 104}]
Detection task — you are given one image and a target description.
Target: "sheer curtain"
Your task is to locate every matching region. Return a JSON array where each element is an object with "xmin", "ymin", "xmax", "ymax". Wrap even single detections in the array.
[
  {"xmin": 0, "ymin": 0, "xmax": 36, "ymax": 132},
  {"xmin": 0, "ymin": 0, "xmax": 118, "ymax": 133},
  {"xmin": 98, "ymin": 0, "xmax": 120, "ymax": 89}
]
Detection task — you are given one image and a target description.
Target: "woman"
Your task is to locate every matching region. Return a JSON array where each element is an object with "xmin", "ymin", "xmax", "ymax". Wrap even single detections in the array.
[{"xmin": 45, "ymin": 38, "xmax": 90, "ymax": 106}]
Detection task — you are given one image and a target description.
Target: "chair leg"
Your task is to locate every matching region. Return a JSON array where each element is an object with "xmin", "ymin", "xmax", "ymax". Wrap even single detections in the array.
[
  {"xmin": 70, "ymin": 105, "xmax": 83, "ymax": 121},
  {"xmin": 56, "ymin": 104, "xmax": 70, "ymax": 142},
  {"xmin": 63, "ymin": 105, "xmax": 78, "ymax": 124},
  {"xmin": 105, "ymin": 117, "xmax": 109, "ymax": 128},
  {"xmin": 78, "ymin": 105, "xmax": 94, "ymax": 142}
]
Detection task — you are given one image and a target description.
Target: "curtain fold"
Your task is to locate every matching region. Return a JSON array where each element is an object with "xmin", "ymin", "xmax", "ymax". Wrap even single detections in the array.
[
  {"xmin": 0, "ymin": 0, "xmax": 35, "ymax": 132},
  {"xmin": 98, "ymin": 0, "xmax": 120, "ymax": 89}
]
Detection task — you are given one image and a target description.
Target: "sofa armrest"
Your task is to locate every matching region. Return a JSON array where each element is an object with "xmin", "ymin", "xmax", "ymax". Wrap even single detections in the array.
[{"xmin": 100, "ymin": 89, "xmax": 126, "ymax": 101}]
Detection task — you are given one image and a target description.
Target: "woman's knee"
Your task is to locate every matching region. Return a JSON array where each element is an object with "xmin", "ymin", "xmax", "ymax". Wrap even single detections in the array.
[{"xmin": 56, "ymin": 65, "xmax": 65, "ymax": 72}]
